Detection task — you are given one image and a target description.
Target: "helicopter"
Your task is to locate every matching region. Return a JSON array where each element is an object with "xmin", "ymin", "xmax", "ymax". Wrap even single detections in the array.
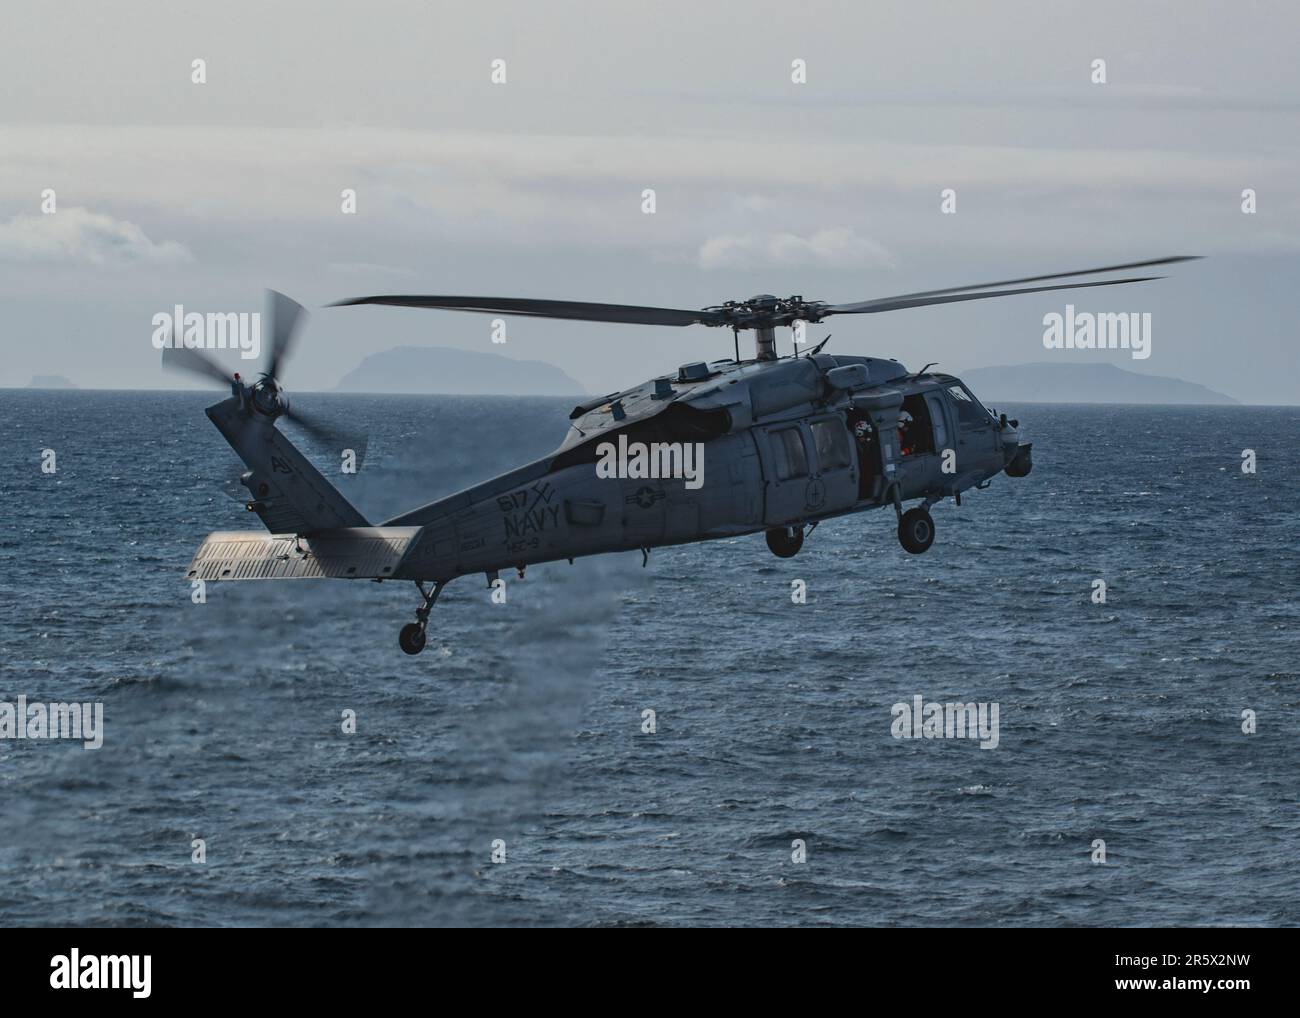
[{"xmin": 169, "ymin": 255, "xmax": 1197, "ymax": 654}]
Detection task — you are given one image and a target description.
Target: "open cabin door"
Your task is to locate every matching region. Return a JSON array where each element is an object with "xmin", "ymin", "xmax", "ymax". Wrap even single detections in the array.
[{"xmin": 847, "ymin": 388, "xmax": 904, "ymax": 503}]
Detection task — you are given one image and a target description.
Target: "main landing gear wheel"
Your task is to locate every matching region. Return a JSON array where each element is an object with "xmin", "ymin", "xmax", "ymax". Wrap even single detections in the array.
[
  {"xmin": 897, "ymin": 507, "xmax": 935, "ymax": 555},
  {"xmin": 766, "ymin": 525, "xmax": 804, "ymax": 558},
  {"xmin": 399, "ymin": 623, "xmax": 427, "ymax": 656}
]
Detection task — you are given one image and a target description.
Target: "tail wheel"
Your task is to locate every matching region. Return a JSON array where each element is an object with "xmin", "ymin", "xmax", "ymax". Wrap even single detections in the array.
[
  {"xmin": 765, "ymin": 526, "xmax": 804, "ymax": 558},
  {"xmin": 898, "ymin": 507, "xmax": 935, "ymax": 554}
]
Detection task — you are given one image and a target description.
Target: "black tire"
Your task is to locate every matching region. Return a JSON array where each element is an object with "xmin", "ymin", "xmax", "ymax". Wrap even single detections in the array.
[
  {"xmin": 399, "ymin": 622, "xmax": 427, "ymax": 656},
  {"xmin": 765, "ymin": 526, "xmax": 804, "ymax": 558},
  {"xmin": 898, "ymin": 507, "xmax": 935, "ymax": 554}
]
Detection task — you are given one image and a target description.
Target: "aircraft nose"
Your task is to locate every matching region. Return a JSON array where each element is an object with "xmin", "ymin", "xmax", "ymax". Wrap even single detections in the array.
[{"xmin": 1005, "ymin": 443, "xmax": 1033, "ymax": 478}]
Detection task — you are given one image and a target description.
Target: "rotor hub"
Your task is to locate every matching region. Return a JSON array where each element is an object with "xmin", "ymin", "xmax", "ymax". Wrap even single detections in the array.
[
  {"xmin": 705, "ymin": 294, "xmax": 828, "ymax": 331},
  {"xmin": 250, "ymin": 376, "xmax": 288, "ymax": 418}
]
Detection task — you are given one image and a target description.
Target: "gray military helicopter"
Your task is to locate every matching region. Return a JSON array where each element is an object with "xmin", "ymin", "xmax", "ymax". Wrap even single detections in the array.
[{"xmin": 170, "ymin": 255, "xmax": 1195, "ymax": 654}]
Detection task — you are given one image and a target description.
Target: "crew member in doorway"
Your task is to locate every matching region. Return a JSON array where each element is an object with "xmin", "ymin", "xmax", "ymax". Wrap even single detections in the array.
[
  {"xmin": 851, "ymin": 415, "xmax": 876, "ymax": 501},
  {"xmin": 897, "ymin": 410, "xmax": 915, "ymax": 457}
]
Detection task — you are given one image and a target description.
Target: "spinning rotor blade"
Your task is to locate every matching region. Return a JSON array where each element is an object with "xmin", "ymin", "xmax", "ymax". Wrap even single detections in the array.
[
  {"xmin": 331, "ymin": 294, "xmax": 723, "ymax": 328},
  {"xmin": 161, "ymin": 344, "xmax": 233, "ymax": 387},
  {"xmin": 824, "ymin": 275, "xmax": 1166, "ymax": 317},
  {"xmin": 282, "ymin": 405, "xmax": 369, "ymax": 469},
  {"xmin": 265, "ymin": 289, "xmax": 308, "ymax": 382},
  {"xmin": 836, "ymin": 255, "xmax": 1200, "ymax": 308},
  {"xmin": 330, "ymin": 254, "xmax": 1197, "ymax": 338}
]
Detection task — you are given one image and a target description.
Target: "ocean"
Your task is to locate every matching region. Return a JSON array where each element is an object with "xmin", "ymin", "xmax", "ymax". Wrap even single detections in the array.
[{"xmin": 1, "ymin": 390, "xmax": 1297, "ymax": 926}]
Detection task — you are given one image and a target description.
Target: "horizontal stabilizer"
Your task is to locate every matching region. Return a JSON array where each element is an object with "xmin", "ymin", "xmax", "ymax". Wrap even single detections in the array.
[{"xmin": 187, "ymin": 527, "xmax": 420, "ymax": 582}]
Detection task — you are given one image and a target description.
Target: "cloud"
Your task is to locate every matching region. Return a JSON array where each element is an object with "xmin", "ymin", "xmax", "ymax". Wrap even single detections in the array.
[
  {"xmin": 0, "ymin": 127, "xmax": 1292, "ymax": 263},
  {"xmin": 697, "ymin": 228, "xmax": 894, "ymax": 271},
  {"xmin": 0, "ymin": 207, "xmax": 191, "ymax": 265}
]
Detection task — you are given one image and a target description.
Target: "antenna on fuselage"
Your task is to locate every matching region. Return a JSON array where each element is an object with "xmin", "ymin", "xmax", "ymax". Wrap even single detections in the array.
[{"xmin": 806, "ymin": 334, "xmax": 832, "ymax": 357}]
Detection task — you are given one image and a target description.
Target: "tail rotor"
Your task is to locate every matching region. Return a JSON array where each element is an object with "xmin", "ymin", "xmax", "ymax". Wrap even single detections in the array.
[{"xmin": 161, "ymin": 289, "xmax": 369, "ymax": 477}]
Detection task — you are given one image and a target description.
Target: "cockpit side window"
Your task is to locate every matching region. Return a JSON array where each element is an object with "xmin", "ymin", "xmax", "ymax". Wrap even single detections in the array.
[{"xmin": 946, "ymin": 384, "xmax": 992, "ymax": 428}]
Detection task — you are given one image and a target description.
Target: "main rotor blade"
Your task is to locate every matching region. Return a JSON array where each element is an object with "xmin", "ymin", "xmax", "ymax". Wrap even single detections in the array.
[
  {"xmin": 837, "ymin": 255, "xmax": 1200, "ymax": 309},
  {"xmin": 265, "ymin": 289, "xmax": 307, "ymax": 382},
  {"xmin": 161, "ymin": 344, "xmax": 232, "ymax": 387},
  {"xmin": 824, "ymin": 275, "xmax": 1165, "ymax": 317},
  {"xmin": 282, "ymin": 405, "xmax": 369, "ymax": 470},
  {"xmin": 330, "ymin": 294, "xmax": 724, "ymax": 328}
]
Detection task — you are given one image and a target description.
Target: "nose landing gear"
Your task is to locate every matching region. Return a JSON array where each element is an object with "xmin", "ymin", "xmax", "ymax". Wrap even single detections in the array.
[{"xmin": 399, "ymin": 580, "xmax": 444, "ymax": 656}]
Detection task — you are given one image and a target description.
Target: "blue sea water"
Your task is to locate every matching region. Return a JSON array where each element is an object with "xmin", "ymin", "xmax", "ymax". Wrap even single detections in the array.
[{"xmin": 1, "ymin": 389, "xmax": 1297, "ymax": 927}]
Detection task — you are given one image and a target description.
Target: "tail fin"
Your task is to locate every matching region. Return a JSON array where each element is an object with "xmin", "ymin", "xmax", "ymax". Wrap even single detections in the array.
[{"xmin": 206, "ymin": 396, "xmax": 368, "ymax": 535}]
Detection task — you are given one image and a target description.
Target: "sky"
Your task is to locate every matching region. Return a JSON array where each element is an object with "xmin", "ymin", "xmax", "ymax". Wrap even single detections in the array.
[{"xmin": 0, "ymin": 0, "xmax": 1297, "ymax": 402}]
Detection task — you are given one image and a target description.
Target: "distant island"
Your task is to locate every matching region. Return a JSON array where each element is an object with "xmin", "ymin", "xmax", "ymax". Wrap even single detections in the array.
[
  {"xmin": 335, "ymin": 345, "xmax": 585, "ymax": 396},
  {"xmin": 957, "ymin": 362, "xmax": 1238, "ymax": 405},
  {"xmin": 27, "ymin": 374, "xmax": 78, "ymax": 389}
]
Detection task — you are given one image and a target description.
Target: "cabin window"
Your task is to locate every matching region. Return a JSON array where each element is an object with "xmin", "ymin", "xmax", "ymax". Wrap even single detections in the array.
[
  {"xmin": 946, "ymin": 384, "xmax": 992, "ymax": 428},
  {"xmin": 810, "ymin": 418, "xmax": 851, "ymax": 471},
  {"xmin": 771, "ymin": 427, "xmax": 808, "ymax": 480}
]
